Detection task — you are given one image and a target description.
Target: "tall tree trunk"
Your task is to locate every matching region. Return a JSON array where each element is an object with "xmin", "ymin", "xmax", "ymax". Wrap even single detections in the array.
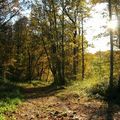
[
  {"xmin": 73, "ymin": 30, "xmax": 77, "ymax": 79},
  {"xmin": 61, "ymin": 0, "xmax": 65, "ymax": 85},
  {"xmin": 28, "ymin": 49, "xmax": 32, "ymax": 82},
  {"xmin": 73, "ymin": 17, "xmax": 78, "ymax": 80},
  {"xmin": 50, "ymin": 0, "xmax": 65, "ymax": 86},
  {"xmin": 73, "ymin": 7, "xmax": 79, "ymax": 80},
  {"xmin": 114, "ymin": 0, "xmax": 120, "ymax": 89},
  {"xmin": 81, "ymin": 15, "xmax": 84, "ymax": 80},
  {"xmin": 108, "ymin": 0, "xmax": 114, "ymax": 91}
]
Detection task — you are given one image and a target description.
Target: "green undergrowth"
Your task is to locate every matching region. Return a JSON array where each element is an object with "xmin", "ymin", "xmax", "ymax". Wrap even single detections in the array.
[
  {"xmin": 56, "ymin": 77, "xmax": 109, "ymax": 100},
  {"xmin": 0, "ymin": 80, "xmax": 23, "ymax": 120},
  {"xmin": 88, "ymin": 78, "xmax": 120, "ymax": 104},
  {"xmin": 56, "ymin": 77, "xmax": 120, "ymax": 105},
  {"xmin": 18, "ymin": 80, "xmax": 53, "ymax": 88}
]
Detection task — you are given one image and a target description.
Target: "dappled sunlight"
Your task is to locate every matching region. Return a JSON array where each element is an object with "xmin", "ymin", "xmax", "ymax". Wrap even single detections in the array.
[{"xmin": 0, "ymin": 0, "xmax": 120, "ymax": 119}]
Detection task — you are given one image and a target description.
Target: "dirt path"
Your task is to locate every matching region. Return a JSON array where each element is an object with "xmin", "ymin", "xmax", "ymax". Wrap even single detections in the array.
[
  {"xmin": 4, "ymin": 84, "xmax": 120, "ymax": 120},
  {"xmin": 5, "ymin": 93, "xmax": 120, "ymax": 120}
]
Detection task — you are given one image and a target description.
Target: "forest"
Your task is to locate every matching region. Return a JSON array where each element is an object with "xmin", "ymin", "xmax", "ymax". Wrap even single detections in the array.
[{"xmin": 0, "ymin": 0, "xmax": 120, "ymax": 120}]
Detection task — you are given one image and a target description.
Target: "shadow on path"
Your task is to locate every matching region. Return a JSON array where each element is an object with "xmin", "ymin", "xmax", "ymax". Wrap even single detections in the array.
[
  {"xmin": 105, "ymin": 100, "xmax": 120, "ymax": 120},
  {"xmin": 106, "ymin": 101, "xmax": 114, "ymax": 120},
  {"xmin": 21, "ymin": 83, "xmax": 65, "ymax": 99}
]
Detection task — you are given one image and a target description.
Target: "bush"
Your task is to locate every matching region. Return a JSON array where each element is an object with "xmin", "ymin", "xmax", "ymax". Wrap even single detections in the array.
[
  {"xmin": 89, "ymin": 79, "xmax": 120, "ymax": 104},
  {"xmin": 89, "ymin": 81, "xmax": 109, "ymax": 99}
]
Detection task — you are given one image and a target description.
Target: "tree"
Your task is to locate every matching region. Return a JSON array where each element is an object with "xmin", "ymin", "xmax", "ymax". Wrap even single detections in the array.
[
  {"xmin": 61, "ymin": 0, "xmax": 65, "ymax": 85},
  {"xmin": 0, "ymin": 23, "xmax": 14, "ymax": 80},
  {"xmin": 62, "ymin": 0, "xmax": 89, "ymax": 80},
  {"xmin": 108, "ymin": 0, "xmax": 114, "ymax": 92},
  {"xmin": 113, "ymin": 0, "xmax": 120, "ymax": 89},
  {"xmin": 13, "ymin": 17, "xmax": 30, "ymax": 81},
  {"xmin": 81, "ymin": 13, "xmax": 85, "ymax": 80}
]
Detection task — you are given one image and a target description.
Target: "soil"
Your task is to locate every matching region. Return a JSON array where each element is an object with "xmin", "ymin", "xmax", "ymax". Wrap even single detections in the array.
[{"xmin": 5, "ymin": 86, "xmax": 120, "ymax": 120}]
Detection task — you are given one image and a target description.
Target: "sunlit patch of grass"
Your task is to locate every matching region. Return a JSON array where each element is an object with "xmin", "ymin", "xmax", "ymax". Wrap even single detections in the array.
[
  {"xmin": 0, "ymin": 114, "xmax": 5, "ymax": 120},
  {"xmin": 18, "ymin": 80, "xmax": 53, "ymax": 88},
  {"xmin": 0, "ymin": 98, "xmax": 22, "ymax": 113},
  {"xmin": 0, "ymin": 97, "xmax": 22, "ymax": 120},
  {"xmin": 56, "ymin": 77, "xmax": 109, "ymax": 99}
]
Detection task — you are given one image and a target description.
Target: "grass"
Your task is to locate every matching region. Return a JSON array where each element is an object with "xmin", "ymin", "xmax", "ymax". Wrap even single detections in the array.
[
  {"xmin": 0, "ymin": 80, "xmax": 23, "ymax": 120},
  {"xmin": 56, "ymin": 76, "xmax": 120, "ymax": 105},
  {"xmin": 0, "ymin": 98, "xmax": 21, "ymax": 113},
  {"xmin": 0, "ymin": 77, "xmax": 119, "ymax": 119},
  {"xmin": 0, "ymin": 114, "xmax": 5, "ymax": 120},
  {"xmin": 0, "ymin": 79, "xmax": 53, "ymax": 120},
  {"xmin": 18, "ymin": 80, "xmax": 52, "ymax": 88},
  {"xmin": 56, "ymin": 76, "xmax": 109, "ymax": 100},
  {"xmin": 0, "ymin": 98, "xmax": 22, "ymax": 120}
]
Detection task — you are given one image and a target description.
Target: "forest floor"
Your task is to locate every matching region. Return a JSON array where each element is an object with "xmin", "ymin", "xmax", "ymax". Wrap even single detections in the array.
[{"xmin": 3, "ymin": 81, "xmax": 120, "ymax": 120}]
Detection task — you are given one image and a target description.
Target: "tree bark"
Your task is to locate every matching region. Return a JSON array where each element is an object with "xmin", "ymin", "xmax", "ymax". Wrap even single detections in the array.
[
  {"xmin": 108, "ymin": 0, "xmax": 114, "ymax": 91},
  {"xmin": 81, "ymin": 15, "xmax": 84, "ymax": 80},
  {"xmin": 61, "ymin": 0, "xmax": 65, "ymax": 85}
]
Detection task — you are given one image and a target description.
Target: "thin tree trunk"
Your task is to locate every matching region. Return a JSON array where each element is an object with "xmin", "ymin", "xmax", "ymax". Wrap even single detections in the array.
[
  {"xmin": 28, "ymin": 49, "xmax": 32, "ymax": 82},
  {"xmin": 114, "ymin": 1, "xmax": 120, "ymax": 89},
  {"xmin": 81, "ymin": 15, "xmax": 84, "ymax": 80},
  {"xmin": 108, "ymin": 0, "xmax": 114, "ymax": 91},
  {"xmin": 73, "ymin": 7, "xmax": 79, "ymax": 80},
  {"xmin": 73, "ymin": 30, "xmax": 77, "ymax": 79},
  {"xmin": 61, "ymin": 0, "xmax": 65, "ymax": 85}
]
